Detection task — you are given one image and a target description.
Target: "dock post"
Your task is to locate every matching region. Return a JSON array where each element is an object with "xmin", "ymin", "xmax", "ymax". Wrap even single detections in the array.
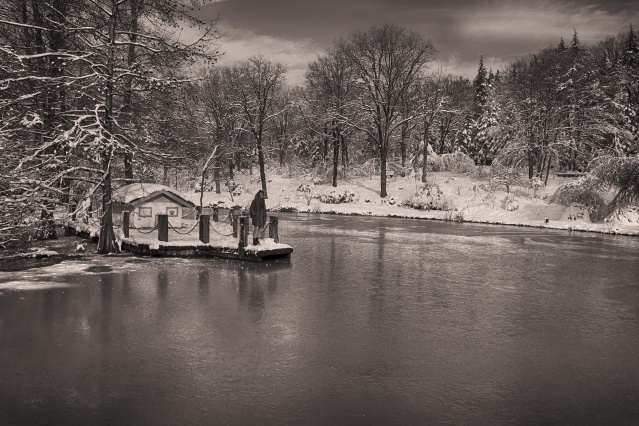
[
  {"xmin": 158, "ymin": 214, "xmax": 168, "ymax": 242},
  {"xmin": 213, "ymin": 206, "xmax": 219, "ymax": 222},
  {"xmin": 123, "ymin": 211, "xmax": 130, "ymax": 238},
  {"xmin": 199, "ymin": 214, "xmax": 210, "ymax": 243},
  {"xmin": 239, "ymin": 216, "xmax": 249, "ymax": 249},
  {"xmin": 269, "ymin": 216, "xmax": 279, "ymax": 243},
  {"xmin": 232, "ymin": 209, "xmax": 239, "ymax": 238},
  {"xmin": 214, "ymin": 167, "xmax": 221, "ymax": 194}
]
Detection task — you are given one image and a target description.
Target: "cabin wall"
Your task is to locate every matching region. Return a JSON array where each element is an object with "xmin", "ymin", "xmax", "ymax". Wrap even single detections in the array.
[{"xmin": 132, "ymin": 195, "xmax": 187, "ymax": 228}]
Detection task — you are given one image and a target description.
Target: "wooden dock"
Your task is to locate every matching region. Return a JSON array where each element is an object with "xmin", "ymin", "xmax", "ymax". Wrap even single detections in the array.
[
  {"xmin": 120, "ymin": 239, "xmax": 293, "ymax": 262},
  {"xmin": 65, "ymin": 212, "xmax": 293, "ymax": 262}
]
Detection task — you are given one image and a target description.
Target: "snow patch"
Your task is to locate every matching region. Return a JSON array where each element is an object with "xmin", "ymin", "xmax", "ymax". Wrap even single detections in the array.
[{"xmin": 0, "ymin": 281, "xmax": 73, "ymax": 291}]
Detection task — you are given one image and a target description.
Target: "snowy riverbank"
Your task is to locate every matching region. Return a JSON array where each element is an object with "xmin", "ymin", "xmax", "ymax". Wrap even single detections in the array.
[{"xmin": 186, "ymin": 170, "xmax": 639, "ymax": 237}]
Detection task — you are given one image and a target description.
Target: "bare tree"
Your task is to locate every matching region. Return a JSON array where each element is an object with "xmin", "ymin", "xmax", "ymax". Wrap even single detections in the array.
[
  {"xmin": 339, "ymin": 24, "xmax": 435, "ymax": 197},
  {"xmin": 233, "ymin": 56, "xmax": 287, "ymax": 198},
  {"xmin": 306, "ymin": 46, "xmax": 355, "ymax": 186},
  {"xmin": 1, "ymin": 0, "xmax": 219, "ymax": 252}
]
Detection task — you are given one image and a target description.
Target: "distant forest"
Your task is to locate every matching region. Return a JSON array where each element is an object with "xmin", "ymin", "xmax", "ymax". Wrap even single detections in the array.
[{"xmin": 1, "ymin": 0, "xmax": 638, "ymax": 251}]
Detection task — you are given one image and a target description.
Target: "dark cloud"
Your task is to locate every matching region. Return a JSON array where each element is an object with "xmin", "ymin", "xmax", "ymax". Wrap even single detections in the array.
[{"xmin": 197, "ymin": 0, "xmax": 639, "ymax": 85}]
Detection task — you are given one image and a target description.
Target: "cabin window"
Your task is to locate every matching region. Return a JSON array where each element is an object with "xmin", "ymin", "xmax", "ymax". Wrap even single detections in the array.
[
  {"xmin": 166, "ymin": 207, "xmax": 178, "ymax": 217},
  {"xmin": 139, "ymin": 207, "xmax": 152, "ymax": 218}
]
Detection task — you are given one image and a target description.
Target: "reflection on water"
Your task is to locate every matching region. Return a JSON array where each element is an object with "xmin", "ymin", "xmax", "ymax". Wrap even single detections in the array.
[{"xmin": 1, "ymin": 214, "xmax": 638, "ymax": 425}]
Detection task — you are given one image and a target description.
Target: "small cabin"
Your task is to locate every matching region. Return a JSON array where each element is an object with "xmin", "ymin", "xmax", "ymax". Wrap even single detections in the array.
[{"xmin": 113, "ymin": 183, "xmax": 195, "ymax": 228}]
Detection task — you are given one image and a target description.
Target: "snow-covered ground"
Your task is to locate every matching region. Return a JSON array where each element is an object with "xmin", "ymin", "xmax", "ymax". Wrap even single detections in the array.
[{"xmin": 185, "ymin": 170, "xmax": 639, "ymax": 237}]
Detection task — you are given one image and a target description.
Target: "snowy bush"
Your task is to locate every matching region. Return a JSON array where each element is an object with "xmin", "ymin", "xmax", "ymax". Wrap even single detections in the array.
[
  {"xmin": 440, "ymin": 152, "xmax": 475, "ymax": 173},
  {"xmin": 551, "ymin": 177, "xmax": 609, "ymax": 222},
  {"xmin": 503, "ymin": 194, "xmax": 520, "ymax": 211},
  {"xmin": 297, "ymin": 183, "xmax": 313, "ymax": 206},
  {"xmin": 527, "ymin": 176, "xmax": 544, "ymax": 198},
  {"xmin": 412, "ymin": 144, "xmax": 443, "ymax": 172},
  {"xmin": 316, "ymin": 188, "xmax": 355, "ymax": 204},
  {"xmin": 589, "ymin": 155, "xmax": 639, "ymax": 208},
  {"xmin": 402, "ymin": 182, "xmax": 453, "ymax": 210},
  {"xmin": 444, "ymin": 208, "xmax": 464, "ymax": 222},
  {"xmin": 490, "ymin": 164, "xmax": 522, "ymax": 193},
  {"xmin": 470, "ymin": 165, "xmax": 490, "ymax": 178}
]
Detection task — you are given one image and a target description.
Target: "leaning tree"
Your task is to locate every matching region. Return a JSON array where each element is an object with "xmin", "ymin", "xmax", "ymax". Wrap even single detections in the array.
[{"xmin": 1, "ymin": 0, "xmax": 219, "ymax": 252}]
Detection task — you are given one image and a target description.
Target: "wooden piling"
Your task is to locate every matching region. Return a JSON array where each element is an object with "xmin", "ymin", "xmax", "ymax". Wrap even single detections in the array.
[
  {"xmin": 158, "ymin": 214, "xmax": 169, "ymax": 242},
  {"xmin": 199, "ymin": 214, "xmax": 210, "ymax": 243},
  {"xmin": 232, "ymin": 209, "xmax": 239, "ymax": 238},
  {"xmin": 123, "ymin": 211, "xmax": 130, "ymax": 238},
  {"xmin": 269, "ymin": 216, "xmax": 279, "ymax": 243},
  {"xmin": 239, "ymin": 216, "xmax": 249, "ymax": 249},
  {"xmin": 214, "ymin": 167, "xmax": 221, "ymax": 194}
]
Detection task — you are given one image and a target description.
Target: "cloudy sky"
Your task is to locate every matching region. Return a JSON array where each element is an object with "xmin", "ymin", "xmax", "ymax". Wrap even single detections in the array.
[{"xmin": 195, "ymin": 0, "xmax": 639, "ymax": 86}]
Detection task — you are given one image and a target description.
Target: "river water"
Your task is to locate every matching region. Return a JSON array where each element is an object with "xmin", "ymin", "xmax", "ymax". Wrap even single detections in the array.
[{"xmin": 1, "ymin": 214, "xmax": 638, "ymax": 425}]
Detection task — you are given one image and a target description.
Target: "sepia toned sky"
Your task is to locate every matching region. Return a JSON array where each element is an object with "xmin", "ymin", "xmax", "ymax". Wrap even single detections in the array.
[{"xmin": 195, "ymin": 0, "xmax": 639, "ymax": 86}]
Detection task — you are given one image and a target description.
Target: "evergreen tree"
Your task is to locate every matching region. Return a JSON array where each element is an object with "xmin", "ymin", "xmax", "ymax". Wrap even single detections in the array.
[
  {"xmin": 570, "ymin": 28, "xmax": 580, "ymax": 52},
  {"xmin": 458, "ymin": 55, "xmax": 498, "ymax": 165},
  {"xmin": 558, "ymin": 37, "xmax": 566, "ymax": 51},
  {"xmin": 619, "ymin": 24, "xmax": 639, "ymax": 155}
]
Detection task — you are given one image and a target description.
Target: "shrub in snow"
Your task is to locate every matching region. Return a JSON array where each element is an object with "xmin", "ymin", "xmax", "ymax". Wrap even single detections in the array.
[
  {"xmin": 480, "ymin": 191, "xmax": 496, "ymax": 208},
  {"xmin": 470, "ymin": 165, "xmax": 489, "ymax": 179},
  {"xmin": 276, "ymin": 206, "xmax": 298, "ymax": 213},
  {"xmin": 490, "ymin": 164, "xmax": 522, "ymax": 193},
  {"xmin": 444, "ymin": 207, "xmax": 464, "ymax": 222},
  {"xmin": 441, "ymin": 152, "xmax": 475, "ymax": 173},
  {"xmin": 589, "ymin": 155, "xmax": 639, "ymax": 209},
  {"xmin": 551, "ymin": 177, "xmax": 609, "ymax": 222},
  {"xmin": 402, "ymin": 183, "xmax": 453, "ymax": 210},
  {"xmin": 527, "ymin": 176, "xmax": 544, "ymax": 197},
  {"xmin": 503, "ymin": 194, "xmax": 520, "ymax": 211},
  {"xmin": 317, "ymin": 188, "xmax": 355, "ymax": 204}
]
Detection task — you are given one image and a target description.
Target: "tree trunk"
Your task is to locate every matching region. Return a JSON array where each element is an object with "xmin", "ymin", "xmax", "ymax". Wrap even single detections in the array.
[
  {"xmin": 228, "ymin": 159, "xmax": 234, "ymax": 180},
  {"xmin": 97, "ymin": 0, "xmax": 118, "ymax": 254},
  {"xmin": 380, "ymin": 150, "xmax": 388, "ymax": 198},
  {"xmin": 163, "ymin": 164, "xmax": 169, "ymax": 186},
  {"xmin": 332, "ymin": 124, "xmax": 340, "ymax": 187},
  {"xmin": 544, "ymin": 154, "xmax": 552, "ymax": 186},
  {"xmin": 323, "ymin": 123, "xmax": 329, "ymax": 160},
  {"xmin": 528, "ymin": 150, "xmax": 534, "ymax": 180},
  {"xmin": 421, "ymin": 122, "xmax": 430, "ymax": 182},
  {"xmin": 97, "ymin": 154, "xmax": 118, "ymax": 254},
  {"xmin": 279, "ymin": 136, "xmax": 284, "ymax": 167},
  {"xmin": 257, "ymin": 128, "xmax": 267, "ymax": 198},
  {"xmin": 122, "ymin": 0, "xmax": 139, "ymax": 183},
  {"xmin": 400, "ymin": 122, "xmax": 408, "ymax": 167},
  {"xmin": 341, "ymin": 135, "xmax": 348, "ymax": 170}
]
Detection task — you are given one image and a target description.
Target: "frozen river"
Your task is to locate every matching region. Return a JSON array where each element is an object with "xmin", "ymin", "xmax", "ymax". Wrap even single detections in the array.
[{"xmin": 1, "ymin": 214, "xmax": 639, "ymax": 424}]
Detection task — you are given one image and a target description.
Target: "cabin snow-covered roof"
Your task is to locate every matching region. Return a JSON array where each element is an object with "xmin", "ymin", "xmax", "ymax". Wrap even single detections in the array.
[{"xmin": 113, "ymin": 183, "xmax": 195, "ymax": 207}]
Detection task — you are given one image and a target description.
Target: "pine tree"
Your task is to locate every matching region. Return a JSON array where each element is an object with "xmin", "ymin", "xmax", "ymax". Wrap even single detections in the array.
[
  {"xmin": 558, "ymin": 37, "xmax": 566, "ymax": 51},
  {"xmin": 459, "ymin": 55, "xmax": 498, "ymax": 165},
  {"xmin": 570, "ymin": 28, "xmax": 580, "ymax": 52},
  {"xmin": 622, "ymin": 24, "xmax": 638, "ymax": 68},
  {"xmin": 473, "ymin": 55, "xmax": 488, "ymax": 115},
  {"xmin": 620, "ymin": 24, "xmax": 639, "ymax": 155}
]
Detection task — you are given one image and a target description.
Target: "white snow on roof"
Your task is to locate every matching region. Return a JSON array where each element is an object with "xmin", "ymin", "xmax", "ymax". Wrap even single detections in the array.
[{"xmin": 113, "ymin": 183, "xmax": 193, "ymax": 205}]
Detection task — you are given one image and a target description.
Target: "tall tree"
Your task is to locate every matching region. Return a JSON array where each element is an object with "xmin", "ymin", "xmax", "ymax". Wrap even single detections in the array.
[
  {"xmin": 233, "ymin": 56, "xmax": 287, "ymax": 198},
  {"xmin": 458, "ymin": 55, "xmax": 499, "ymax": 165},
  {"xmin": 1, "ymin": 0, "xmax": 219, "ymax": 252},
  {"xmin": 339, "ymin": 24, "xmax": 435, "ymax": 197},
  {"xmin": 306, "ymin": 46, "xmax": 355, "ymax": 186}
]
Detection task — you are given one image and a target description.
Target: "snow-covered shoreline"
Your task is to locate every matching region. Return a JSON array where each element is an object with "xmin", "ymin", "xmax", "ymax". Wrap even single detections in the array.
[{"xmin": 186, "ymin": 171, "xmax": 639, "ymax": 238}]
